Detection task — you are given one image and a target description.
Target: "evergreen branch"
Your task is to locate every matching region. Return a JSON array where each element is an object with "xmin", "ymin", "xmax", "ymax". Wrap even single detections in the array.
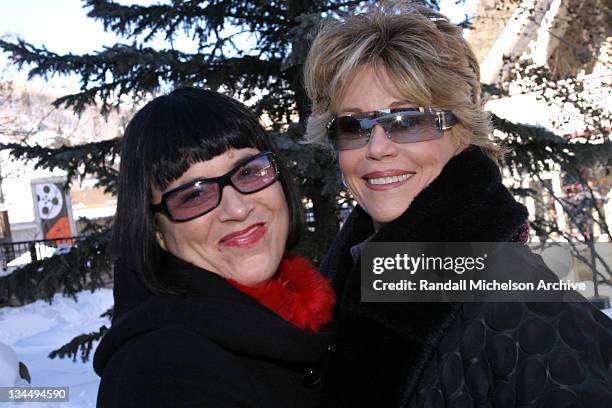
[
  {"xmin": 0, "ymin": 139, "xmax": 120, "ymax": 193},
  {"xmin": 48, "ymin": 325, "xmax": 109, "ymax": 362},
  {"xmin": 85, "ymin": 0, "xmax": 287, "ymax": 42},
  {"xmin": 0, "ymin": 228, "xmax": 113, "ymax": 305},
  {"xmin": 494, "ymin": 113, "xmax": 612, "ymax": 253},
  {"xmin": 493, "ymin": 114, "xmax": 611, "ymax": 181},
  {"xmin": 48, "ymin": 299, "xmax": 114, "ymax": 364},
  {"xmin": 86, "ymin": 0, "xmax": 182, "ymax": 39},
  {"xmin": 313, "ymin": 0, "xmax": 363, "ymax": 13},
  {"xmin": 0, "ymin": 40, "xmax": 184, "ymax": 112},
  {"xmin": 492, "ymin": 113, "xmax": 572, "ymax": 175},
  {"xmin": 272, "ymin": 129, "xmax": 340, "ymax": 198},
  {"xmin": 99, "ymin": 306, "xmax": 113, "ymax": 321},
  {"xmin": 0, "ymin": 38, "xmax": 289, "ymax": 114},
  {"xmin": 481, "ymin": 83, "xmax": 505, "ymax": 97}
]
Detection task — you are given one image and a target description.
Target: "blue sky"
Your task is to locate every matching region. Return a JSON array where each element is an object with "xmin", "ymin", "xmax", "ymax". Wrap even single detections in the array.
[{"xmin": 0, "ymin": 0, "xmax": 477, "ymax": 91}]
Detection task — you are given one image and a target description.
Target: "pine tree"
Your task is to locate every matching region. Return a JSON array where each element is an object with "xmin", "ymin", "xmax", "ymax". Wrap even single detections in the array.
[{"xmin": 0, "ymin": 0, "xmax": 442, "ymax": 361}]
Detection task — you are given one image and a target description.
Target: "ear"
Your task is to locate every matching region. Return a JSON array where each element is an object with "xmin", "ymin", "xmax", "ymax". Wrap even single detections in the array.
[{"xmin": 154, "ymin": 220, "xmax": 168, "ymax": 251}]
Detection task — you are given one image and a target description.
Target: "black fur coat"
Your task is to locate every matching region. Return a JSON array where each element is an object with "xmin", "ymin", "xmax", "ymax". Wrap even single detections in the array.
[{"xmin": 317, "ymin": 147, "xmax": 612, "ymax": 407}]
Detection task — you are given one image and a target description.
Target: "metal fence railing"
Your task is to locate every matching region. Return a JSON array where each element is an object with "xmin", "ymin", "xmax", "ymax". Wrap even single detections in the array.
[{"xmin": 0, "ymin": 236, "xmax": 85, "ymax": 272}]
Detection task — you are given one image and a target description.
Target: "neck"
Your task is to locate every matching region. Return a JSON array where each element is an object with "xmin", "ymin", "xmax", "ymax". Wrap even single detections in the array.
[{"xmin": 228, "ymin": 252, "xmax": 335, "ymax": 332}]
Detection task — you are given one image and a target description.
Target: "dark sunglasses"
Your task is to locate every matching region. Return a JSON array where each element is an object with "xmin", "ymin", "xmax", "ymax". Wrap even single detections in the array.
[
  {"xmin": 326, "ymin": 107, "xmax": 456, "ymax": 151},
  {"xmin": 152, "ymin": 151, "xmax": 280, "ymax": 222}
]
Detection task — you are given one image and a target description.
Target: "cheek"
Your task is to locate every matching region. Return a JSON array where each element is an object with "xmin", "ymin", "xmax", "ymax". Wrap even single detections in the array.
[
  {"xmin": 156, "ymin": 214, "xmax": 211, "ymax": 252},
  {"xmin": 436, "ymin": 132, "xmax": 458, "ymax": 162},
  {"xmin": 411, "ymin": 138, "xmax": 456, "ymax": 171},
  {"xmin": 338, "ymin": 150, "xmax": 352, "ymax": 168},
  {"xmin": 258, "ymin": 183, "xmax": 290, "ymax": 235},
  {"xmin": 338, "ymin": 151, "xmax": 360, "ymax": 181}
]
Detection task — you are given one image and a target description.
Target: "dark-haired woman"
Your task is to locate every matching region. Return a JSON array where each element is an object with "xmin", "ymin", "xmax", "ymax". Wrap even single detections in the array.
[
  {"xmin": 93, "ymin": 87, "xmax": 335, "ymax": 407},
  {"xmin": 304, "ymin": 2, "xmax": 612, "ymax": 407}
]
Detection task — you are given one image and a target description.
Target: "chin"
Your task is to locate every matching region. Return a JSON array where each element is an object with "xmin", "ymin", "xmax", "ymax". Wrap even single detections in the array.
[
  {"xmin": 235, "ymin": 255, "xmax": 281, "ymax": 286},
  {"xmin": 368, "ymin": 209, "xmax": 404, "ymax": 225},
  {"xmin": 365, "ymin": 202, "xmax": 412, "ymax": 225}
]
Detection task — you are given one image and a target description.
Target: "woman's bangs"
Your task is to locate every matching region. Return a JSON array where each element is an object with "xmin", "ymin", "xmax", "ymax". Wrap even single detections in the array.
[{"xmin": 143, "ymin": 92, "xmax": 269, "ymax": 190}]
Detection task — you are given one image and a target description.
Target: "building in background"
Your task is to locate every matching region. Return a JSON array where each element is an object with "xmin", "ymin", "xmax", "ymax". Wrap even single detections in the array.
[
  {"xmin": 0, "ymin": 85, "xmax": 122, "ymax": 269},
  {"xmin": 467, "ymin": 0, "xmax": 611, "ymax": 303}
]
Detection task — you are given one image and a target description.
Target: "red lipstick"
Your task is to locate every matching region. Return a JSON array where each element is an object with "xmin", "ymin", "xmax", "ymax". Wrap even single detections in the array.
[{"xmin": 220, "ymin": 223, "xmax": 267, "ymax": 247}]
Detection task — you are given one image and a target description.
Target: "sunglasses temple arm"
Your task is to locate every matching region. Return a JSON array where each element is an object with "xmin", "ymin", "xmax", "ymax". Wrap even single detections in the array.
[{"xmin": 436, "ymin": 111, "xmax": 456, "ymax": 130}]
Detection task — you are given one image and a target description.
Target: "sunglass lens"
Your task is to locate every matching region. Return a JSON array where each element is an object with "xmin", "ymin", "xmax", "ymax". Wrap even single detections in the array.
[
  {"xmin": 389, "ymin": 112, "xmax": 443, "ymax": 143},
  {"xmin": 232, "ymin": 154, "xmax": 278, "ymax": 193},
  {"xmin": 331, "ymin": 116, "xmax": 369, "ymax": 150},
  {"xmin": 166, "ymin": 182, "xmax": 220, "ymax": 221}
]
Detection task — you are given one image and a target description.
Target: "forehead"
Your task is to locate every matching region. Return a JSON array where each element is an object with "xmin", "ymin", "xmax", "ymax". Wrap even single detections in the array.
[{"xmin": 336, "ymin": 66, "xmax": 413, "ymax": 114}]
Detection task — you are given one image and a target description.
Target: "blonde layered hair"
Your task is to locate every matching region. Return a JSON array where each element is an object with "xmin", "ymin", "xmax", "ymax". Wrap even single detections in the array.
[{"xmin": 303, "ymin": 1, "xmax": 500, "ymax": 159}]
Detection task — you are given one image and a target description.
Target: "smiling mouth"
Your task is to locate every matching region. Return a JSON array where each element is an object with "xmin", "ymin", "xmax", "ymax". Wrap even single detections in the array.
[
  {"xmin": 366, "ymin": 174, "xmax": 413, "ymax": 185},
  {"xmin": 220, "ymin": 222, "xmax": 266, "ymax": 247}
]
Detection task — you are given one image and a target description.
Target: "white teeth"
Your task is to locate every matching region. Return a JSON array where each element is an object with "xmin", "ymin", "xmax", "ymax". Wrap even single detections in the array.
[{"xmin": 367, "ymin": 174, "xmax": 412, "ymax": 185}]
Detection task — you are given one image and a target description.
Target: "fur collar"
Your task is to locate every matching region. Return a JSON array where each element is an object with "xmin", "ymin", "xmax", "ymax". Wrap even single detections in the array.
[
  {"xmin": 318, "ymin": 146, "xmax": 528, "ymax": 407},
  {"xmin": 229, "ymin": 253, "xmax": 335, "ymax": 333}
]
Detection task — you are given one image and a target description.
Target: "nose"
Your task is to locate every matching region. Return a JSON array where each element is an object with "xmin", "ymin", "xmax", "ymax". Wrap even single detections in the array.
[
  {"xmin": 216, "ymin": 186, "xmax": 253, "ymax": 222},
  {"xmin": 366, "ymin": 124, "xmax": 398, "ymax": 160}
]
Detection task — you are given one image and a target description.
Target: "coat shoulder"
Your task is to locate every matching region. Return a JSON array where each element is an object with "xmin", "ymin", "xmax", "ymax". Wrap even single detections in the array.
[{"xmin": 97, "ymin": 327, "xmax": 261, "ymax": 408}]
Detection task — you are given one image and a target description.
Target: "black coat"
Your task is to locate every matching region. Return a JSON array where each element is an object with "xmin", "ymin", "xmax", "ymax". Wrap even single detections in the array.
[
  {"xmin": 317, "ymin": 146, "xmax": 612, "ymax": 407},
  {"xmin": 93, "ymin": 252, "xmax": 334, "ymax": 408}
]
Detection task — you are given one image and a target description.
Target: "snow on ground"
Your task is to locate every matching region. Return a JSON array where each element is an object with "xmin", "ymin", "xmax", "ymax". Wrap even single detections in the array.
[{"xmin": 0, "ymin": 289, "xmax": 113, "ymax": 408}]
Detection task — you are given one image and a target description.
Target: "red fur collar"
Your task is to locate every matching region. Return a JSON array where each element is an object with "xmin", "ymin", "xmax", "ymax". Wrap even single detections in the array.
[{"xmin": 228, "ymin": 253, "xmax": 335, "ymax": 332}]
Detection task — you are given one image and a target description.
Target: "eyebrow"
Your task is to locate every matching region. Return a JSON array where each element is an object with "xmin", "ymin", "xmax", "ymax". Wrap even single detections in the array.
[{"xmin": 338, "ymin": 101, "xmax": 414, "ymax": 115}]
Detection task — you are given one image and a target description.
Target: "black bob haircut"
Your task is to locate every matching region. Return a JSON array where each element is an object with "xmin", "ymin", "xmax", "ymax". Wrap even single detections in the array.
[{"xmin": 111, "ymin": 87, "xmax": 304, "ymax": 294}]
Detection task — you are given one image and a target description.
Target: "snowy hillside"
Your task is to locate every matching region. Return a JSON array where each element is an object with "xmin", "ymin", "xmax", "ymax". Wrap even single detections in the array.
[{"xmin": 0, "ymin": 289, "xmax": 112, "ymax": 407}]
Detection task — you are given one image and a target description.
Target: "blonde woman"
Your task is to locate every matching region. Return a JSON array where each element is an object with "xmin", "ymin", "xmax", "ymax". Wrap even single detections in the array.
[{"xmin": 304, "ymin": 2, "xmax": 612, "ymax": 407}]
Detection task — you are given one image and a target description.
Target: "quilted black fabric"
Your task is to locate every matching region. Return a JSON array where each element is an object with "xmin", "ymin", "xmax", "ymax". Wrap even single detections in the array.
[
  {"xmin": 317, "ymin": 147, "xmax": 612, "ymax": 408},
  {"xmin": 411, "ymin": 302, "xmax": 612, "ymax": 407}
]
